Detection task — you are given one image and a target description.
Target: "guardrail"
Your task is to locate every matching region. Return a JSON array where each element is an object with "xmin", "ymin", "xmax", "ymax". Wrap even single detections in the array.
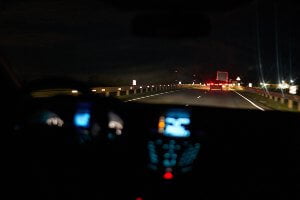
[
  {"xmin": 245, "ymin": 87, "xmax": 300, "ymax": 111},
  {"xmin": 91, "ymin": 84, "xmax": 180, "ymax": 97}
]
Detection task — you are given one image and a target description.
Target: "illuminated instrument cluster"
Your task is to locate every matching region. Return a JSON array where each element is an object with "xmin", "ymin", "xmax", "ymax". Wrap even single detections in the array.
[
  {"xmin": 73, "ymin": 102, "xmax": 124, "ymax": 143},
  {"xmin": 28, "ymin": 101, "xmax": 124, "ymax": 144},
  {"xmin": 147, "ymin": 109, "xmax": 201, "ymax": 179}
]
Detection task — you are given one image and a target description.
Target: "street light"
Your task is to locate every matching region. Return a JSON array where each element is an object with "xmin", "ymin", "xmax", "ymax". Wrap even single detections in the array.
[
  {"xmin": 132, "ymin": 80, "xmax": 137, "ymax": 86},
  {"xmin": 289, "ymin": 86, "xmax": 298, "ymax": 95},
  {"xmin": 236, "ymin": 77, "xmax": 241, "ymax": 81}
]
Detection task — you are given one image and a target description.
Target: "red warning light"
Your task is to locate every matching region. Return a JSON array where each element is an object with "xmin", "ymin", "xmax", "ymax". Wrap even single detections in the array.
[
  {"xmin": 163, "ymin": 172, "xmax": 174, "ymax": 180},
  {"xmin": 136, "ymin": 197, "xmax": 143, "ymax": 200}
]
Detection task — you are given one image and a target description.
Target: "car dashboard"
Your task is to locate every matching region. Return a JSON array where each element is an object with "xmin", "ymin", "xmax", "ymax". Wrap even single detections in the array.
[{"xmin": 7, "ymin": 94, "xmax": 300, "ymax": 200}]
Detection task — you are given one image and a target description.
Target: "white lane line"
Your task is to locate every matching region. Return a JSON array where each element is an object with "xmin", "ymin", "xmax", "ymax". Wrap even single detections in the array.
[
  {"xmin": 125, "ymin": 90, "xmax": 180, "ymax": 102},
  {"xmin": 234, "ymin": 91, "xmax": 265, "ymax": 111},
  {"xmin": 197, "ymin": 96, "xmax": 201, "ymax": 99}
]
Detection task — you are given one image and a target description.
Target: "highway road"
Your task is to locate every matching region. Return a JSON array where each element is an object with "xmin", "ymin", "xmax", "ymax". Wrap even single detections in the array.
[{"xmin": 127, "ymin": 89, "xmax": 267, "ymax": 110}]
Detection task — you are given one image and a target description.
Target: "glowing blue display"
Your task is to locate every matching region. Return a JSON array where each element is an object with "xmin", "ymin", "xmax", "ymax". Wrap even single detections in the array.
[
  {"xmin": 163, "ymin": 111, "xmax": 191, "ymax": 138},
  {"xmin": 74, "ymin": 112, "xmax": 91, "ymax": 128}
]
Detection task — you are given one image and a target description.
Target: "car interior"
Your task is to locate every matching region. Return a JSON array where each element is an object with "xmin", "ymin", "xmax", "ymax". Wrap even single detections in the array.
[
  {"xmin": 2, "ymin": 0, "xmax": 300, "ymax": 200},
  {"xmin": 2, "ymin": 63, "xmax": 300, "ymax": 200}
]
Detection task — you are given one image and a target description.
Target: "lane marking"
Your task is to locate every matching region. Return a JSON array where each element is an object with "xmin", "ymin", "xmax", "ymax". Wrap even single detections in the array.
[
  {"xmin": 125, "ymin": 90, "xmax": 180, "ymax": 102},
  {"xmin": 197, "ymin": 96, "xmax": 201, "ymax": 99},
  {"xmin": 234, "ymin": 91, "xmax": 265, "ymax": 111}
]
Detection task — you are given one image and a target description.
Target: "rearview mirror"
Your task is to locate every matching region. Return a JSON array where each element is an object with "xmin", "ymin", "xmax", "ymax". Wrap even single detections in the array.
[{"xmin": 131, "ymin": 13, "xmax": 211, "ymax": 39}]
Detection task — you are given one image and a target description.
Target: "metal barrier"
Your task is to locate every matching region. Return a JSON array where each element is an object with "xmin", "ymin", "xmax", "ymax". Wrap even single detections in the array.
[
  {"xmin": 245, "ymin": 87, "xmax": 300, "ymax": 111},
  {"xmin": 91, "ymin": 84, "xmax": 180, "ymax": 97}
]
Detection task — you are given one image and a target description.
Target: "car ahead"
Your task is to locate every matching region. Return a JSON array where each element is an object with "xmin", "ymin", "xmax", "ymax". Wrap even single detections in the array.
[
  {"xmin": 209, "ymin": 82, "xmax": 223, "ymax": 91},
  {"xmin": 209, "ymin": 81, "xmax": 227, "ymax": 91}
]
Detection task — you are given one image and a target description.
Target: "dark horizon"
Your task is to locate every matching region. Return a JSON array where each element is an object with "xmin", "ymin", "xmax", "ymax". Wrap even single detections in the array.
[{"xmin": 0, "ymin": 0, "xmax": 299, "ymax": 86}]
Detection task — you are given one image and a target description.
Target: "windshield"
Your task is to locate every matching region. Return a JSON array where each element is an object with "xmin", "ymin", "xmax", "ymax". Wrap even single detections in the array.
[{"xmin": 0, "ymin": 0, "xmax": 299, "ymax": 111}]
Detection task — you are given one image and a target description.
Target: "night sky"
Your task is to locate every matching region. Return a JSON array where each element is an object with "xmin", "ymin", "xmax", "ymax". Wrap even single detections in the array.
[{"xmin": 0, "ymin": 0, "xmax": 299, "ymax": 86}]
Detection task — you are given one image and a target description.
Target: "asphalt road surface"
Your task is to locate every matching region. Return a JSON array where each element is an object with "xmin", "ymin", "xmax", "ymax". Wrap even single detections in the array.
[{"xmin": 127, "ymin": 89, "xmax": 266, "ymax": 110}]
